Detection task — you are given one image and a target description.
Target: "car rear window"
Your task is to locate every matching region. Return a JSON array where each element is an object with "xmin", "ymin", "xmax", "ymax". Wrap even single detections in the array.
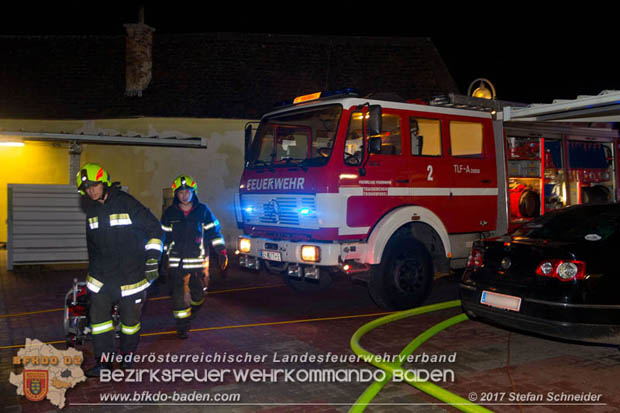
[{"xmin": 512, "ymin": 205, "xmax": 620, "ymax": 242}]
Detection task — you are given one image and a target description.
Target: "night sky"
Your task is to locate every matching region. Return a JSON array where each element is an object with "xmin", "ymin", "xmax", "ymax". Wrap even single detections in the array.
[{"xmin": 3, "ymin": 3, "xmax": 617, "ymax": 105}]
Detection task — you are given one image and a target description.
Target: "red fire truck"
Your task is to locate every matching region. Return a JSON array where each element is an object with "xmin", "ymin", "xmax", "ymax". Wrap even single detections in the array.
[{"xmin": 235, "ymin": 89, "xmax": 618, "ymax": 310}]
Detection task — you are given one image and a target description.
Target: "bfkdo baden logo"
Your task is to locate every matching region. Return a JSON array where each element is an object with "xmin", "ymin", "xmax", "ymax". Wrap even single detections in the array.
[
  {"xmin": 24, "ymin": 370, "xmax": 49, "ymax": 401},
  {"xmin": 9, "ymin": 338, "xmax": 86, "ymax": 409}
]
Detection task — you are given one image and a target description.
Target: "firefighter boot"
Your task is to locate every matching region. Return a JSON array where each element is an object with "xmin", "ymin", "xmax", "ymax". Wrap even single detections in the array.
[
  {"xmin": 176, "ymin": 325, "xmax": 189, "ymax": 339},
  {"xmin": 176, "ymin": 317, "xmax": 190, "ymax": 339}
]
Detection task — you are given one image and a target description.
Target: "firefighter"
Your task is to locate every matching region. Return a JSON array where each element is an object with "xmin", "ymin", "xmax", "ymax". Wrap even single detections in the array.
[
  {"xmin": 161, "ymin": 175, "xmax": 227, "ymax": 339},
  {"xmin": 76, "ymin": 163, "xmax": 163, "ymax": 377}
]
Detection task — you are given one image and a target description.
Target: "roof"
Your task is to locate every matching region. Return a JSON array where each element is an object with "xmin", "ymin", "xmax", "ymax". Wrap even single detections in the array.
[
  {"xmin": 265, "ymin": 96, "xmax": 492, "ymax": 120},
  {"xmin": 503, "ymin": 90, "xmax": 620, "ymax": 123},
  {"xmin": 0, "ymin": 33, "xmax": 458, "ymax": 120},
  {"xmin": 0, "ymin": 131, "xmax": 207, "ymax": 147}
]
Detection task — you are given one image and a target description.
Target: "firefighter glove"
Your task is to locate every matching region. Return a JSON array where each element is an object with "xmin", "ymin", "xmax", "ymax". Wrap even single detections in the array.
[{"xmin": 218, "ymin": 249, "xmax": 228, "ymax": 271}]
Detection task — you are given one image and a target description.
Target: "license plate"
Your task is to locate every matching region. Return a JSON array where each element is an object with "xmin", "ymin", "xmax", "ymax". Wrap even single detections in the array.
[
  {"xmin": 480, "ymin": 290, "xmax": 521, "ymax": 312},
  {"xmin": 261, "ymin": 250, "xmax": 282, "ymax": 262}
]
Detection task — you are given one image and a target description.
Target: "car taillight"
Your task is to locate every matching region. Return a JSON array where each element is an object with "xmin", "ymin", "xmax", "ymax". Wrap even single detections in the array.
[
  {"xmin": 535, "ymin": 259, "xmax": 586, "ymax": 281},
  {"xmin": 467, "ymin": 248, "xmax": 484, "ymax": 268}
]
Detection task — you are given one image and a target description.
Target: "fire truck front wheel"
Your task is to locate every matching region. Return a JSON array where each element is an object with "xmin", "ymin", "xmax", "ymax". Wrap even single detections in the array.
[{"xmin": 368, "ymin": 238, "xmax": 433, "ymax": 310}]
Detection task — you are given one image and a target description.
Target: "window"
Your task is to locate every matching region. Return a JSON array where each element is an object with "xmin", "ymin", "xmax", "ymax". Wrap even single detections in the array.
[
  {"xmin": 450, "ymin": 121, "xmax": 484, "ymax": 157},
  {"xmin": 344, "ymin": 112, "xmax": 365, "ymax": 165},
  {"xmin": 344, "ymin": 112, "xmax": 402, "ymax": 165},
  {"xmin": 248, "ymin": 105, "xmax": 342, "ymax": 168},
  {"xmin": 378, "ymin": 114, "xmax": 401, "ymax": 155},
  {"xmin": 275, "ymin": 126, "xmax": 309, "ymax": 161},
  {"xmin": 410, "ymin": 117, "xmax": 441, "ymax": 156},
  {"xmin": 257, "ymin": 126, "xmax": 275, "ymax": 162}
]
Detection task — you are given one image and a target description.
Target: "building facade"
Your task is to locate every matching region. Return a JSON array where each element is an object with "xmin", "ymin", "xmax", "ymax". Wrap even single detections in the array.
[{"xmin": 0, "ymin": 30, "xmax": 458, "ymax": 250}]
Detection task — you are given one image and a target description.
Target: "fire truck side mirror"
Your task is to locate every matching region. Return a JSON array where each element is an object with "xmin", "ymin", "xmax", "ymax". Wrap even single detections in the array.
[
  {"xmin": 368, "ymin": 105, "xmax": 382, "ymax": 136},
  {"xmin": 368, "ymin": 137, "xmax": 382, "ymax": 154}
]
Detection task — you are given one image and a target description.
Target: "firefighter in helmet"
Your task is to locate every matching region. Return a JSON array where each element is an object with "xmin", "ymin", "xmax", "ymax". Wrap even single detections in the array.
[
  {"xmin": 76, "ymin": 163, "xmax": 163, "ymax": 376},
  {"xmin": 161, "ymin": 174, "xmax": 227, "ymax": 339}
]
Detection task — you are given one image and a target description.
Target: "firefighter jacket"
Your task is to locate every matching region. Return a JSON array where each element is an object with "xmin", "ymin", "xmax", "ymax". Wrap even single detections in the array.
[
  {"xmin": 161, "ymin": 195, "xmax": 225, "ymax": 271},
  {"xmin": 84, "ymin": 184, "xmax": 164, "ymax": 297}
]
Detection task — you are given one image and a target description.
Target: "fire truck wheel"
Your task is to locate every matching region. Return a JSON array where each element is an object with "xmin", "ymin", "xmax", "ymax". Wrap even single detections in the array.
[
  {"xmin": 368, "ymin": 238, "xmax": 433, "ymax": 310},
  {"xmin": 283, "ymin": 269, "xmax": 333, "ymax": 292}
]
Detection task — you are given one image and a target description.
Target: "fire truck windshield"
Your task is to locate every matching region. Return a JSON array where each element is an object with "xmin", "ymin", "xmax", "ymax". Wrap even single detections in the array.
[{"xmin": 247, "ymin": 104, "xmax": 342, "ymax": 168}]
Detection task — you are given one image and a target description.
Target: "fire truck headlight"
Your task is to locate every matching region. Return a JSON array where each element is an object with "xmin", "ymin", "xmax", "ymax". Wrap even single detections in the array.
[
  {"xmin": 238, "ymin": 237, "xmax": 252, "ymax": 254},
  {"xmin": 301, "ymin": 245, "xmax": 320, "ymax": 262}
]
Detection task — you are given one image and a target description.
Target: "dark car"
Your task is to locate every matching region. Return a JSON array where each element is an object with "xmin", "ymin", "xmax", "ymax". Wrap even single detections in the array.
[{"xmin": 460, "ymin": 203, "xmax": 620, "ymax": 345}]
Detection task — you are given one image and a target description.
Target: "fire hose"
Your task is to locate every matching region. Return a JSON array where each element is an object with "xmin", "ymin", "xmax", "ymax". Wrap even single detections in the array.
[{"xmin": 349, "ymin": 299, "xmax": 493, "ymax": 413}]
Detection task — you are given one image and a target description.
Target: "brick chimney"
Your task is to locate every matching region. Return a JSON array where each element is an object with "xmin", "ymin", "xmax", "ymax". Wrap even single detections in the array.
[{"xmin": 124, "ymin": 7, "xmax": 155, "ymax": 96}]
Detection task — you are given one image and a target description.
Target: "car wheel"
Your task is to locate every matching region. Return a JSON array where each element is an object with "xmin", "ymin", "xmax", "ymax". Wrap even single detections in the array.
[{"xmin": 368, "ymin": 236, "xmax": 433, "ymax": 310}]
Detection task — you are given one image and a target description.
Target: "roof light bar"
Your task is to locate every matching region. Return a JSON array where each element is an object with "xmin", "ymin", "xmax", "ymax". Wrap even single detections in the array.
[
  {"xmin": 294, "ymin": 92, "xmax": 322, "ymax": 104},
  {"xmin": 274, "ymin": 88, "xmax": 359, "ymax": 108}
]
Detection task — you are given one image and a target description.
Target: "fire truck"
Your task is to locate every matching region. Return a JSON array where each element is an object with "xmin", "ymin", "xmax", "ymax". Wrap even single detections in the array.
[{"xmin": 234, "ymin": 89, "xmax": 618, "ymax": 310}]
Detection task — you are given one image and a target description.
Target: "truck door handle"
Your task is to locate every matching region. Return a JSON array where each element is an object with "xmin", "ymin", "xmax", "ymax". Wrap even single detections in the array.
[
  {"xmin": 396, "ymin": 179, "xmax": 409, "ymax": 183},
  {"xmin": 481, "ymin": 179, "xmax": 492, "ymax": 183}
]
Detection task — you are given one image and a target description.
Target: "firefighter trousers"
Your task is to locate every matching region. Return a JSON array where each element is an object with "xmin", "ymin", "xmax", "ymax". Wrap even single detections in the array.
[
  {"xmin": 170, "ymin": 269, "xmax": 209, "ymax": 332},
  {"xmin": 89, "ymin": 288, "xmax": 146, "ymax": 362}
]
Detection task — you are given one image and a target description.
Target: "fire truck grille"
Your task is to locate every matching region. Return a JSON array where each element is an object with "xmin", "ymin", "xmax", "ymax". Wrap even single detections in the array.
[{"xmin": 240, "ymin": 194, "xmax": 319, "ymax": 229}]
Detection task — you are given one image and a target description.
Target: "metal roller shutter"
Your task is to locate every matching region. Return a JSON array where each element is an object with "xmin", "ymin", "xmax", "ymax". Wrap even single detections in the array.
[{"xmin": 7, "ymin": 184, "xmax": 86, "ymax": 270}]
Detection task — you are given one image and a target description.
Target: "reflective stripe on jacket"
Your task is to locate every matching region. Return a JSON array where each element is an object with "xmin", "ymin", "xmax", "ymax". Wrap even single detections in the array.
[
  {"xmin": 161, "ymin": 198, "xmax": 224, "ymax": 271},
  {"xmin": 85, "ymin": 185, "xmax": 163, "ymax": 291}
]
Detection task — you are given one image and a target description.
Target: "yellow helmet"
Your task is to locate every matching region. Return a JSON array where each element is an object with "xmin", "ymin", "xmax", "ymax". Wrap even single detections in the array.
[
  {"xmin": 76, "ymin": 163, "xmax": 111, "ymax": 195},
  {"xmin": 171, "ymin": 175, "xmax": 197, "ymax": 194}
]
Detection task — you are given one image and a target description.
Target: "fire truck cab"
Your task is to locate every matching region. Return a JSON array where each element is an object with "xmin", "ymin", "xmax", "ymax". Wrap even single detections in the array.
[{"xmin": 235, "ymin": 89, "xmax": 618, "ymax": 310}]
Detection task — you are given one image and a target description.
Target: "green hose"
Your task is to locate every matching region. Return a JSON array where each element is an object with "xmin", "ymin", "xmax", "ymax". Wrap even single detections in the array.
[{"xmin": 350, "ymin": 299, "xmax": 493, "ymax": 413}]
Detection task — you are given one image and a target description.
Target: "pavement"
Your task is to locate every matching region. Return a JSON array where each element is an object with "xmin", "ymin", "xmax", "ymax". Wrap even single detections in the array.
[{"xmin": 1, "ymin": 250, "xmax": 620, "ymax": 413}]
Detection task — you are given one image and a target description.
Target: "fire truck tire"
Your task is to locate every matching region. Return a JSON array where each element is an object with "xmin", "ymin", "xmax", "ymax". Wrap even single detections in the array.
[
  {"xmin": 283, "ymin": 269, "xmax": 333, "ymax": 292},
  {"xmin": 368, "ymin": 237, "xmax": 433, "ymax": 310}
]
